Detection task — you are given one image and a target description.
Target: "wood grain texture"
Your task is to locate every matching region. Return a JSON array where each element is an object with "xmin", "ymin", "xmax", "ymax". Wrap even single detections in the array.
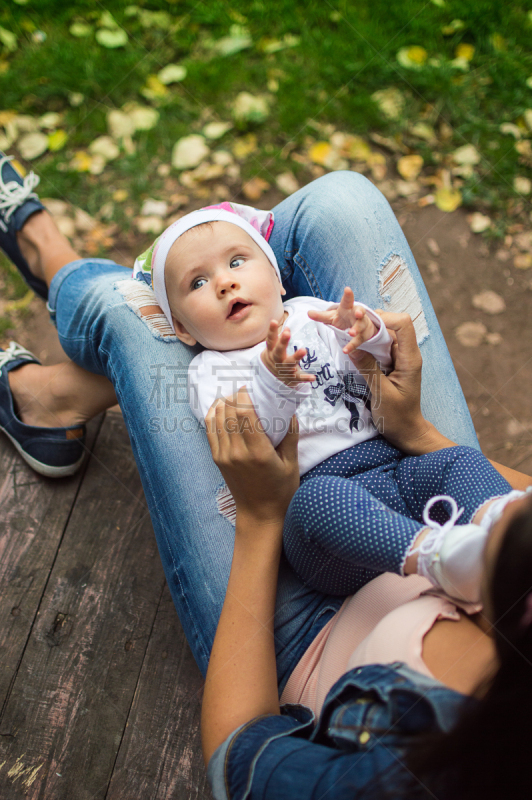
[
  {"xmin": 0, "ymin": 413, "xmax": 166, "ymax": 799},
  {"xmin": 107, "ymin": 583, "xmax": 212, "ymax": 800},
  {"xmin": 0, "ymin": 416, "xmax": 102, "ymax": 710}
]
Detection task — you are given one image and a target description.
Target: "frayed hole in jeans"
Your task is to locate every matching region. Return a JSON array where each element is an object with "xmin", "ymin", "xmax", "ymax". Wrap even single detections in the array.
[
  {"xmin": 378, "ymin": 254, "xmax": 429, "ymax": 345},
  {"xmin": 216, "ymin": 483, "xmax": 236, "ymax": 526},
  {"xmin": 114, "ymin": 279, "xmax": 177, "ymax": 341}
]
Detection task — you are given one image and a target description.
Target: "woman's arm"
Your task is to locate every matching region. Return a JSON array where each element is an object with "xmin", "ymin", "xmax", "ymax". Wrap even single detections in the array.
[
  {"xmin": 352, "ymin": 313, "xmax": 532, "ymax": 489},
  {"xmin": 201, "ymin": 391, "xmax": 300, "ymax": 765}
]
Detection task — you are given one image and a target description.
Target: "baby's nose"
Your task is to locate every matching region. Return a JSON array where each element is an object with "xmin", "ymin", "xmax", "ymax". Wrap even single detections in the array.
[{"xmin": 218, "ymin": 274, "xmax": 239, "ymax": 294}]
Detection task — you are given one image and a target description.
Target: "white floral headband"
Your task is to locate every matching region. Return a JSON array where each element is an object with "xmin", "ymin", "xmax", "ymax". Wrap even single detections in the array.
[{"xmin": 133, "ymin": 201, "xmax": 279, "ymax": 330}]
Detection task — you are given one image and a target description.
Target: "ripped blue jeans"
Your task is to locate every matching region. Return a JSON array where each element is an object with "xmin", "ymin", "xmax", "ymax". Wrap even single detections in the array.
[{"xmin": 47, "ymin": 171, "xmax": 479, "ymax": 690}]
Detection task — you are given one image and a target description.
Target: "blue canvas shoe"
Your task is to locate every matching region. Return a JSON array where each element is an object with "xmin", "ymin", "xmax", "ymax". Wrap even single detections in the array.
[
  {"xmin": 0, "ymin": 153, "xmax": 48, "ymax": 299},
  {"xmin": 0, "ymin": 342, "xmax": 87, "ymax": 477}
]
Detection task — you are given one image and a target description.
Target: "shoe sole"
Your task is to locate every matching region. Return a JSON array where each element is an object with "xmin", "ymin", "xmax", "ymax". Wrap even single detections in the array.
[{"xmin": 0, "ymin": 424, "xmax": 85, "ymax": 478}]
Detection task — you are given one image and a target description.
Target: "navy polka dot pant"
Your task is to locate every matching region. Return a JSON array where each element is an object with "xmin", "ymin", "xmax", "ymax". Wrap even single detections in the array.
[{"xmin": 284, "ymin": 438, "xmax": 512, "ymax": 595}]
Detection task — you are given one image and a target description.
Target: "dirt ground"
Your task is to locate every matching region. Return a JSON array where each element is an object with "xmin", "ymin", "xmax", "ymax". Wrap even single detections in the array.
[{"xmin": 3, "ymin": 193, "xmax": 532, "ymax": 477}]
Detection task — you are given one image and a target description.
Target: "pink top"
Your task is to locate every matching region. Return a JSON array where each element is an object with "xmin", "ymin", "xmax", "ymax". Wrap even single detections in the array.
[{"xmin": 281, "ymin": 573, "xmax": 480, "ymax": 716}]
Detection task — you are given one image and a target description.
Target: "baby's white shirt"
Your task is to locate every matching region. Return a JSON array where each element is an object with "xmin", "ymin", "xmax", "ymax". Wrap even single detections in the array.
[{"xmin": 188, "ymin": 297, "xmax": 393, "ymax": 475}]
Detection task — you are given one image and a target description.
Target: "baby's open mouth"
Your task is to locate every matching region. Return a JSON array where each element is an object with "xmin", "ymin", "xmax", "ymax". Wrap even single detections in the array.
[{"xmin": 227, "ymin": 301, "xmax": 251, "ymax": 319}]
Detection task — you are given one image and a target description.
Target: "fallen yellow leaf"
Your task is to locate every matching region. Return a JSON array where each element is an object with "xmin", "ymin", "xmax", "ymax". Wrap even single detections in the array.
[
  {"xmin": 69, "ymin": 151, "xmax": 92, "ymax": 172},
  {"xmin": 435, "ymin": 187, "xmax": 462, "ymax": 212},
  {"xmin": 455, "ymin": 43, "xmax": 474, "ymax": 61},
  {"xmin": 308, "ymin": 141, "xmax": 332, "ymax": 166},
  {"xmin": 397, "ymin": 46, "xmax": 428, "ymax": 69},
  {"xmin": 232, "ymin": 133, "xmax": 258, "ymax": 160},
  {"xmin": 397, "ymin": 154, "xmax": 423, "ymax": 181},
  {"xmin": 514, "ymin": 253, "xmax": 532, "ymax": 269},
  {"xmin": 343, "ymin": 136, "xmax": 372, "ymax": 162},
  {"xmin": 141, "ymin": 75, "xmax": 168, "ymax": 101},
  {"xmin": 48, "ymin": 129, "xmax": 68, "ymax": 151}
]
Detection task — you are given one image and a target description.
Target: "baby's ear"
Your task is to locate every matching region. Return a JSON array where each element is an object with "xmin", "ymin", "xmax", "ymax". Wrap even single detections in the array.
[{"xmin": 172, "ymin": 316, "xmax": 197, "ymax": 346}]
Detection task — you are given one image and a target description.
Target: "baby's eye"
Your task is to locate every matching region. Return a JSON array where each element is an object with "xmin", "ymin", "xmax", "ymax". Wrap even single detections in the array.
[
  {"xmin": 230, "ymin": 257, "xmax": 245, "ymax": 268},
  {"xmin": 192, "ymin": 277, "xmax": 208, "ymax": 290}
]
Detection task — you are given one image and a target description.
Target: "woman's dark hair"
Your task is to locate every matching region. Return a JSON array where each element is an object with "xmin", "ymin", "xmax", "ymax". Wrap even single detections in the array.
[{"xmin": 405, "ymin": 494, "xmax": 532, "ymax": 800}]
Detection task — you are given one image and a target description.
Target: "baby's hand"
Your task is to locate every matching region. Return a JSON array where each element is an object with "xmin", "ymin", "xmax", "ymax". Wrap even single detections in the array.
[
  {"xmin": 343, "ymin": 305, "xmax": 378, "ymax": 357},
  {"xmin": 308, "ymin": 287, "xmax": 375, "ymax": 333},
  {"xmin": 261, "ymin": 320, "xmax": 316, "ymax": 387}
]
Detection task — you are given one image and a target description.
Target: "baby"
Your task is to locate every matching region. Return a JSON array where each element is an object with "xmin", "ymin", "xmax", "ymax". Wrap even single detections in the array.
[
  {"xmin": 133, "ymin": 201, "xmax": 392, "ymax": 476},
  {"xmin": 133, "ymin": 201, "xmax": 527, "ymax": 606}
]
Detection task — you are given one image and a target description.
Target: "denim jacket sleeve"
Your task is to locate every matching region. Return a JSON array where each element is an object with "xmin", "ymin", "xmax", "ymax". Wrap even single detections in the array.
[{"xmin": 207, "ymin": 663, "xmax": 471, "ymax": 800}]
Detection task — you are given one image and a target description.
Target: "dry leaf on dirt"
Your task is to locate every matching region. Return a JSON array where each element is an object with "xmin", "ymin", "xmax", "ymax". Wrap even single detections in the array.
[
  {"xmin": 74, "ymin": 208, "xmax": 98, "ymax": 232},
  {"xmin": 41, "ymin": 198, "xmax": 69, "ymax": 216},
  {"xmin": 113, "ymin": 189, "xmax": 129, "ymax": 202},
  {"xmin": 452, "ymin": 144, "xmax": 480, "ymax": 165},
  {"xmin": 18, "ymin": 131, "xmax": 48, "ymax": 159},
  {"xmin": 514, "ymin": 175, "xmax": 531, "ymax": 195},
  {"xmin": 472, "ymin": 290, "xmax": 506, "ymax": 314},
  {"xmin": 135, "ymin": 215, "xmax": 165, "ymax": 234},
  {"xmin": 212, "ymin": 150, "xmax": 234, "ymax": 166},
  {"xmin": 89, "ymin": 135, "xmax": 120, "ymax": 160},
  {"xmin": 172, "ymin": 135, "xmax": 210, "ymax": 169},
  {"xmin": 141, "ymin": 199, "xmax": 168, "ymax": 217},
  {"xmin": 427, "ymin": 238, "xmax": 440, "ymax": 256},
  {"xmin": 514, "ymin": 253, "xmax": 532, "ymax": 269},
  {"xmin": 276, "ymin": 172, "xmax": 299, "ymax": 195},
  {"xmin": 455, "ymin": 321, "xmax": 487, "ymax": 347},
  {"xmin": 409, "ymin": 122, "xmax": 436, "ymax": 142},
  {"xmin": 469, "ymin": 212, "xmax": 491, "ymax": 233},
  {"xmin": 242, "ymin": 177, "xmax": 270, "ymax": 201},
  {"xmin": 232, "ymin": 134, "xmax": 258, "ymax": 159},
  {"xmin": 397, "ymin": 154, "xmax": 423, "ymax": 181},
  {"xmin": 435, "ymin": 187, "xmax": 462, "ymax": 212},
  {"xmin": 55, "ymin": 216, "xmax": 76, "ymax": 238}
]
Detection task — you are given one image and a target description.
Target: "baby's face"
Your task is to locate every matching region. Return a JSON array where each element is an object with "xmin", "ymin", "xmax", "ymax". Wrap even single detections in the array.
[{"xmin": 165, "ymin": 221, "xmax": 286, "ymax": 350}]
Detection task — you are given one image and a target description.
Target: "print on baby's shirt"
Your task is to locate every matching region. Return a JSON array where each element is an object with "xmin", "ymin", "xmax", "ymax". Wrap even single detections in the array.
[{"xmin": 293, "ymin": 322, "xmax": 372, "ymax": 432}]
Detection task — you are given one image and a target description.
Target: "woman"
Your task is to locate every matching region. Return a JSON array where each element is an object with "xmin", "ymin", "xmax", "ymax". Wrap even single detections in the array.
[
  {"xmin": 202, "ymin": 382, "xmax": 532, "ymax": 800},
  {"xmin": 1, "ymin": 156, "xmax": 530, "ymax": 797}
]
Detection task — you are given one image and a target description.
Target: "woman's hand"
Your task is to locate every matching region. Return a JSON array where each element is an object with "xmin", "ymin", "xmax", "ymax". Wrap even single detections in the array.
[
  {"xmin": 202, "ymin": 388, "xmax": 298, "ymax": 763},
  {"xmin": 351, "ymin": 312, "xmax": 454, "ymax": 455},
  {"xmin": 205, "ymin": 386, "xmax": 300, "ymax": 524}
]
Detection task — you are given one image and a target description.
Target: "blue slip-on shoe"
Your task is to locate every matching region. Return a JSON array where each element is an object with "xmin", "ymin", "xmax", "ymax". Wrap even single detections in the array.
[
  {"xmin": 0, "ymin": 153, "xmax": 48, "ymax": 300},
  {"xmin": 0, "ymin": 342, "xmax": 87, "ymax": 477}
]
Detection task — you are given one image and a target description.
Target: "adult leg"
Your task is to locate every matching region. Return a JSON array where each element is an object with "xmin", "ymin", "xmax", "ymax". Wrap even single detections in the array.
[
  {"xmin": 8, "ymin": 172, "xmax": 479, "ymax": 687},
  {"xmin": 268, "ymin": 171, "xmax": 479, "ymax": 448}
]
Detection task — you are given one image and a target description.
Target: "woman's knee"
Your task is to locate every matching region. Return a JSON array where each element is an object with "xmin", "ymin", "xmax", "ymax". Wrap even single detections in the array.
[{"xmin": 295, "ymin": 170, "xmax": 391, "ymax": 230}]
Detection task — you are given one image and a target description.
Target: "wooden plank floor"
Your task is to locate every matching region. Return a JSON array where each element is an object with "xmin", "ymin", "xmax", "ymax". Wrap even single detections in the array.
[{"xmin": 0, "ymin": 411, "xmax": 211, "ymax": 800}]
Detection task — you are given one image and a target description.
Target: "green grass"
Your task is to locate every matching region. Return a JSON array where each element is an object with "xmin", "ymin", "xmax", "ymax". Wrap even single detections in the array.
[{"xmin": 0, "ymin": 0, "xmax": 531, "ymax": 216}]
